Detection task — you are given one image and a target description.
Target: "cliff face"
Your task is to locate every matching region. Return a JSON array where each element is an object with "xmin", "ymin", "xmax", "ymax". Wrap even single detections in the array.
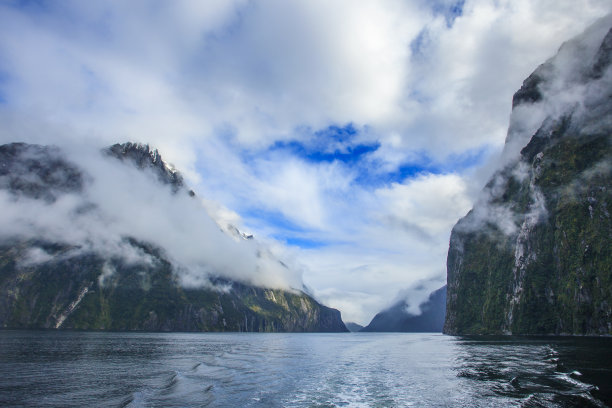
[
  {"xmin": 0, "ymin": 240, "xmax": 345, "ymax": 332},
  {"xmin": 361, "ymin": 286, "xmax": 446, "ymax": 333},
  {"xmin": 445, "ymin": 19, "xmax": 612, "ymax": 335},
  {"xmin": 0, "ymin": 142, "xmax": 347, "ymax": 332}
]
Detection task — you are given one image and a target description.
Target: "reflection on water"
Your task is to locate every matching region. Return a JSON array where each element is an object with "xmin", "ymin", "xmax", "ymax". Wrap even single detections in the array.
[{"xmin": 0, "ymin": 331, "xmax": 610, "ymax": 407}]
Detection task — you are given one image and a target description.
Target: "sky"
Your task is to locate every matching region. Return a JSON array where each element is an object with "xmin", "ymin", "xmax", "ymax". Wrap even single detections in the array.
[{"xmin": 0, "ymin": 0, "xmax": 611, "ymax": 325}]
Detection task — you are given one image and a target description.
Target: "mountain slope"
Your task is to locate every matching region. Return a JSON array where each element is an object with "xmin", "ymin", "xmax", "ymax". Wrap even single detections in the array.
[
  {"xmin": 345, "ymin": 322, "xmax": 364, "ymax": 332},
  {"xmin": 361, "ymin": 286, "xmax": 446, "ymax": 332},
  {"xmin": 444, "ymin": 18, "xmax": 612, "ymax": 335},
  {"xmin": 0, "ymin": 142, "xmax": 347, "ymax": 332}
]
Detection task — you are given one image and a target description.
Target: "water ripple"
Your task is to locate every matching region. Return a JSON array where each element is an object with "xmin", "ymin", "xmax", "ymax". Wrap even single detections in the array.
[{"xmin": 0, "ymin": 332, "xmax": 611, "ymax": 407}]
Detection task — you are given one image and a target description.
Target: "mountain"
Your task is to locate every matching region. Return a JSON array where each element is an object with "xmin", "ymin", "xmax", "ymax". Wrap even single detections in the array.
[
  {"xmin": 344, "ymin": 322, "xmax": 364, "ymax": 332},
  {"xmin": 361, "ymin": 286, "xmax": 446, "ymax": 332},
  {"xmin": 105, "ymin": 142, "xmax": 187, "ymax": 194},
  {"xmin": 0, "ymin": 142, "xmax": 347, "ymax": 332},
  {"xmin": 444, "ymin": 18, "xmax": 612, "ymax": 335}
]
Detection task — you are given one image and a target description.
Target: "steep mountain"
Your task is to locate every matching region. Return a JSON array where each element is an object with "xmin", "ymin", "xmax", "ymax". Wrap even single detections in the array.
[
  {"xmin": 0, "ymin": 142, "xmax": 347, "ymax": 332},
  {"xmin": 105, "ymin": 142, "xmax": 189, "ymax": 195},
  {"xmin": 444, "ymin": 18, "xmax": 612, "ymax": 335},
  {"xmin": 344, "ymin": 322, "xmax": 364, "ymax": 332},
  {"xmin": 361, "ymin": 286, "xmax": 446, "ymax": 332}
]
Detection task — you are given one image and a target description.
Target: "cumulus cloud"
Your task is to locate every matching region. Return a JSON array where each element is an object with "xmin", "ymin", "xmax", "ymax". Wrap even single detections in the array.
[
  {"xmin": 376, "ymin": 173, "xmax": 472, "ymax": 239},
  {"xmin": 295, "ymin": 172, "xmax": 472, "ymax": 323}
]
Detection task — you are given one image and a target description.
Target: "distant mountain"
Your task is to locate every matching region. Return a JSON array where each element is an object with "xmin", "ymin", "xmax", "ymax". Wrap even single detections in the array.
[
  {"xmin": 0, "ymin": 142, "xmax": 347, "ymax": 332},
  {"xmin": 361, "ymin": 286, "xmax": 446, "ymax": 332},
  {"xmin": 345, "ymin": 322, "xmax": 364, "ymax": 332},
  {"xmin": 445, "ymin": 18, "xmax": 612, "ymax": 335}
]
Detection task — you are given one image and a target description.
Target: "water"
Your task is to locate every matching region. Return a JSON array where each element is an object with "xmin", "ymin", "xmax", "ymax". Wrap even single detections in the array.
[{"xmin": 1, "ymin": 331, "xmax": 611, "ymax": 407}]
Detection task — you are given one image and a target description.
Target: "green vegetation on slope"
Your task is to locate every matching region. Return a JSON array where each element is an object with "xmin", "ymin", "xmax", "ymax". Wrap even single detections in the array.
[
  {"xmin": 0, "ymin": 239, "xmax": 347, "ymax": 333},
  {"xmin": 444, "ymin": 24, "xmax": 612, "ymax": 335}
]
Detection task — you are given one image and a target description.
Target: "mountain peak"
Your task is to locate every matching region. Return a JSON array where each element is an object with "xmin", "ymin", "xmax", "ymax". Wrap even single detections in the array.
[
  {"xmin": 362, "ymin": 286, "xmax": 446, "ymax": 332},
  {"xmin": 105, "ymin": 142, "xmax": 185, "ymax": 193}
]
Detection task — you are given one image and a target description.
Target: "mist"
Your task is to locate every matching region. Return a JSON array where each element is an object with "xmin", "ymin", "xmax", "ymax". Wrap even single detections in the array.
[
  {"xmin": 455, "ymin": 14, "xmax": 612, "ymax": 238},
  {"xmin": 393, "ymin": 279, "xmax": 444, "ymax": 316},
  {"xmin": 0, "ymin": 142, "xmax": 303, "ymax": 292}
]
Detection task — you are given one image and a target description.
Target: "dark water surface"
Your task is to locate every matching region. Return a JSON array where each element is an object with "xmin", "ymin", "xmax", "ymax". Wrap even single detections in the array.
[{"xmin": 0, "ymin": 331, "xmax": 611, "ymax": 407}]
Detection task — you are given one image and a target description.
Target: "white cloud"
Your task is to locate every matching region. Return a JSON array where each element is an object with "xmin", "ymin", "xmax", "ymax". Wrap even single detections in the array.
[
  {"xmin": 293, "ymin": 172, "xmax": 473, "ymax": 324},
  {"xmin": 0, "ymin": 145, "xmax": 303, "ymax": 291},
  {"xmin": 376, "ymin": 173, "xmax": 472, "ymax": 238}
]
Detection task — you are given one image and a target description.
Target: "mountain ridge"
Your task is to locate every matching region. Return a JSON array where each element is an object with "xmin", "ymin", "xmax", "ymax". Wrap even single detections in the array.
[
  {"xmin": 361, "ymin": 286, "xmax": 446, "ymax": 332},
  {"xmin": 0, "ymin": 142, "xmax": 348, "ymax": 332}
]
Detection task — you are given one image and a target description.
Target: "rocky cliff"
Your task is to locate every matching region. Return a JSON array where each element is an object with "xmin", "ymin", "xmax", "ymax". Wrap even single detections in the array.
[
  {"xmin": 0, "ymin": 142, "xmax": 347, "ymax": 332},
  {"xmin": 362, "ymin": 286, "xmax": 446, "ymax": 332},
  {"xmin": 444, "ymin": 18, "xmax": 612, "ymax": 335}
]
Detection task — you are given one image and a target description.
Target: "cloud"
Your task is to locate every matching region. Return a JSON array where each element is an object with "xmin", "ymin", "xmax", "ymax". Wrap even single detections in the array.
[
  {"xmin": 392, "ymin": 278, "xmax": 445, "ymax": 316},
  {"xmin": 456, "ymin": 14, "xmax": 612, "ymax": 238},
  {"xmin": 292, "ymin": 172, "xmax": 472, "ymax": 323},
  {"xmin": 376, "ymin": 173, "xmax": 473, "ymax": 238},
  {"xmin": 0, "ymin": 0, "xmax": 611, "ymax": 324},
  {"xmin": 0, "ymin": 144, "xmax": 303, "ymax": 291}
]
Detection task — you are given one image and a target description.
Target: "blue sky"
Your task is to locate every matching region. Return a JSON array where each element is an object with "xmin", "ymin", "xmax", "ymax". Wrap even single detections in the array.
[{"xmin": 0, "ymin": 0, "xmax": 610, "ymax": 323}]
